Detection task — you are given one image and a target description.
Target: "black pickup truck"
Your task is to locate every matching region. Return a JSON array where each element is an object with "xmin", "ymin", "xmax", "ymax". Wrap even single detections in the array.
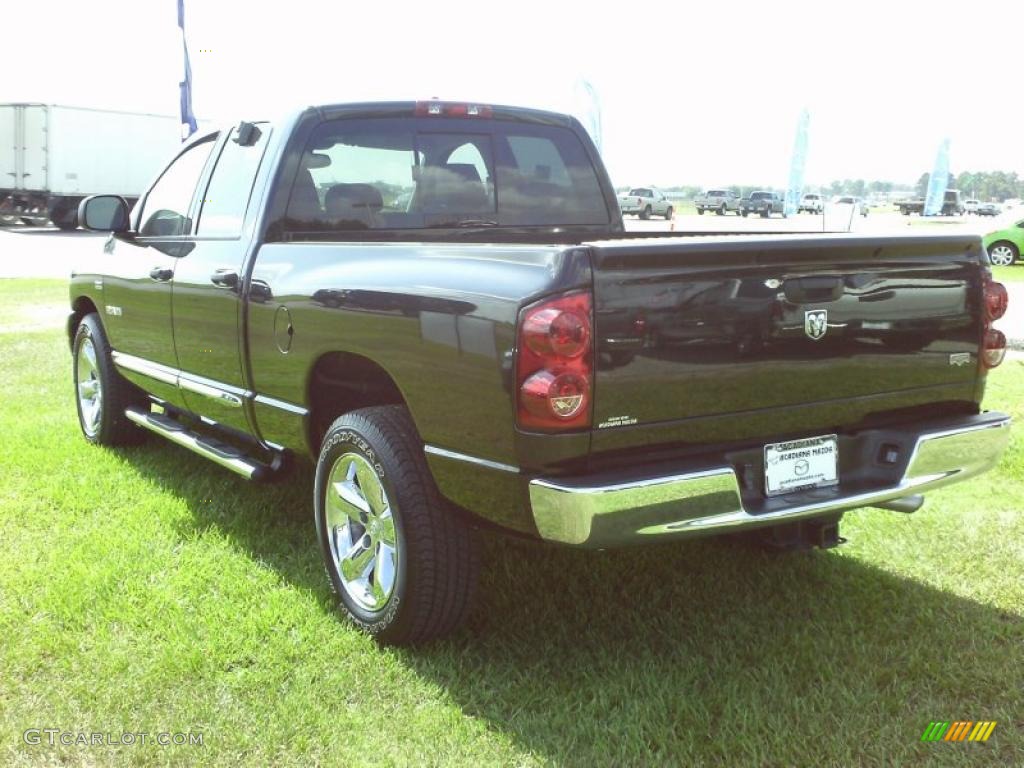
[{"xmin": 68, "ymin": 101, "xmax": 1011, "ymax": 645}]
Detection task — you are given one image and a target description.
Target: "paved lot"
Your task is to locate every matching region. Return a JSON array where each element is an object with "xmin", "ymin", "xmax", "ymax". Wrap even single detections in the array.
[{"xmin": 2, "ymin": 216, "xmax": 1021, "ymax": 346}]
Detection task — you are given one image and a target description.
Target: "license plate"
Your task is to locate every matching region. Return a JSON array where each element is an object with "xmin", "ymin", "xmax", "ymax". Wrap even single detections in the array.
[{"xmin": 764, "ymin": 435, "xmax": 838, "ymax": 497}]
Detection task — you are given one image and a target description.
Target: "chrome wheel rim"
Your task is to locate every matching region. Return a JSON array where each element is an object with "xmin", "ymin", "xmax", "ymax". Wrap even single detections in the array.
[
  {"xmin": 76, "ymin": 337, "xmax": 102, "ymax": 436},
  {"xmin": 325, "ymin": 452, "xmax": 397, "ymax": 612},
  {"xmin": 990, "ymin": 245, "xmax": 1015, "ymax": 266}
]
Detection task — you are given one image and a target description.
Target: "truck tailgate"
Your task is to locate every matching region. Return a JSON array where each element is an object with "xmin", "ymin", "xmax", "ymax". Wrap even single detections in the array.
[{"xmin": 587, "ymin": 234, "xmax": 985, "ymax": 452}]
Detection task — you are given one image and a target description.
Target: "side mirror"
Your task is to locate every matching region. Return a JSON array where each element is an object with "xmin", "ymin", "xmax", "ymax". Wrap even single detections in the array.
[{"xmin": 79, "ymin": 195, "xmax": 130, "ymax": 233}]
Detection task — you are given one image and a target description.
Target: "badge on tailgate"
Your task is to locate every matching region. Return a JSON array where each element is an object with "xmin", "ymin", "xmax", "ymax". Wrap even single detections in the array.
[{"xmin": 764, "ymin": 434, "xmax": 838, "ymax": 497}]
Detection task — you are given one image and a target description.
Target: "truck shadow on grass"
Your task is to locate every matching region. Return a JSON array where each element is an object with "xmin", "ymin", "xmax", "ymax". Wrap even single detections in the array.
[{"xmin": 121, "ymin": 441, "xmax": 1023, "ymax": 765}]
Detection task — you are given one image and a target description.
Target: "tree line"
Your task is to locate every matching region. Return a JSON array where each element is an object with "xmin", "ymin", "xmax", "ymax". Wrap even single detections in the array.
[{"xmin": 915, "ymin": 171, "xmax": 1023, "ymax": 201}]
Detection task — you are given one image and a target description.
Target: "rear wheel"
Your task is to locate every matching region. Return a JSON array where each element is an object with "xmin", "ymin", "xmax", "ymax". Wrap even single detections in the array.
[
  {"xmin": 640, "ymin": 205, "xmax": 652, "ymax": 220},
  {"xmin": 988, "ymin": 241, "xmax": 1019, "ymax": 266},
  {"xmin": 715, "ymin": 205, "xmax": 725, "ymax": 216},
  {"xmin": 314, "ymin": 406, "xmax": 479, "ymax": 645},
  {"xmin": 72, "ymin": 313, "xmax": 145, "ymax": 445},
  {"xmin": 664, "ymin": 206, "xmax": 674, "ymax": 220},
  {"xmin": 697, "ymin": 207, "xmax": 704, "ymax": 215},
  {"xmin": 760, "ymin": 210, "xmax": 769, "ymax": 218}
]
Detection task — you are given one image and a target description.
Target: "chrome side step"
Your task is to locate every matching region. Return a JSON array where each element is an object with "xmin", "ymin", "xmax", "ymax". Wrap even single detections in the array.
[{"xmin": 125, "ymin": 407, "xmax": 281, "ymax": 480}]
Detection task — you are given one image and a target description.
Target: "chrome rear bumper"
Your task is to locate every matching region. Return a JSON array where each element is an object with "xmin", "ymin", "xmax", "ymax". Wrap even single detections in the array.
[{"xmin": 529, "ymin": 414, "xmax": 1010, "ymax": 547}]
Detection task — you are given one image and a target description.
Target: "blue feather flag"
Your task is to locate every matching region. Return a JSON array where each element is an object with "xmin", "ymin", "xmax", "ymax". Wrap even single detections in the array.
[
  {"xmin": 923, "ymin": 139, "xmax": 951, "ymax": 216},
  {"xmin": 178, "ymin": 0, "xmax": 197, "ymax": 140},
  {"xmin": 784, "ymin": 109, "xmax": 810, "ymax": 217}
]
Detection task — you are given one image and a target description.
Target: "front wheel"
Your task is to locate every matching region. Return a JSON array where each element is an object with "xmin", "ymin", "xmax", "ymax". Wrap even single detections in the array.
[
  {"xmin": 314, "ymin": 406, "xmax": 479, "ymax": 645},
  {"xmin": 696, "ymin": 207, "xmax": 705, "ymax": 215},
  {"xmin": 664, "ymin": 206, "xmax": 674, "ymax": 220},
  {"xmin": 72, "ymin": 313, "xmax": 145, "ymax": 445},
  {"xmin": 988, "ymin": 241, "xmax": 1019, "ymax": 266}
]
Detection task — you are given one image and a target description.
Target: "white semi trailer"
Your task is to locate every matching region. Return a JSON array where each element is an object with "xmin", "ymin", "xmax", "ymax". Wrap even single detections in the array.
[{"xmin": 0, "ymin": 104, "xmax": 182, "ymax": 228}]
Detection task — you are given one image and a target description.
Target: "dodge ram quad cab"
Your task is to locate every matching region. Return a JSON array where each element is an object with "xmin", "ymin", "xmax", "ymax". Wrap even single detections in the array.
[
  {"xmin": 617, "ymin": 187, "xmax": 673, "ymax": 219},
  {"xmin": 69, "ymin": 100, "xmax": 1011, "ymax": 645},
  {"xmin": 739, "ymin": 190, "xmax": 786, "ymax": 217},
  {"xmin": 695, "ymin": 189, "xmax": 741, "ymax": 216}
]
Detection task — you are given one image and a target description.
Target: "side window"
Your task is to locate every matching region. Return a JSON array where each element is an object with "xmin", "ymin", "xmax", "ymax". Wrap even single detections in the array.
[
  {"xmin": 197, "ymin": 124, "xmax": 270, "ymax": 236},
  {"xmin": 138, "ymin": 137, "xmax": 216, "ymax": 237}
]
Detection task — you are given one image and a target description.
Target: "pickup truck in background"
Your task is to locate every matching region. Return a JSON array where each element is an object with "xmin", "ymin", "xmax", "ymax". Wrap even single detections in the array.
[
  {"xmin": 895, "ymin": 189, "xmax": 965, "ymax": 216},
  {"xmin": 617, "ymin": 186, "xmax": 673, "ymax": 219},
  {"xmin": 798, "ymin": 193, "xmax": 824, "ymax": 214},
  {"xmin": 0, "ymin": 103, "xmax": 182, "ymax": 229},
  {"xmin": 695, "ymin": 188, "xmax": 741, "ymax": 215},
  {"xmin": 739, "ymin": 190, "xmax": 786, "ymax": 217},
  {"xmin": 68, "ymin": 100, "xmax": 1011, "ymax": 645}
]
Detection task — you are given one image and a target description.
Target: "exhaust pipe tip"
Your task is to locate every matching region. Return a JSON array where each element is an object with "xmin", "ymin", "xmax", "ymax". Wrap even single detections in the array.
[{"xmin": 874, "ymin": 494, "xmax": 925, "ymax": 514}]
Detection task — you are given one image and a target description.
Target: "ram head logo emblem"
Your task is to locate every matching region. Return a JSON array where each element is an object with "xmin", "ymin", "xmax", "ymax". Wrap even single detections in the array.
[{"xmin": 804, "ymin": 309, "xmax": 828, "ymax": 341}]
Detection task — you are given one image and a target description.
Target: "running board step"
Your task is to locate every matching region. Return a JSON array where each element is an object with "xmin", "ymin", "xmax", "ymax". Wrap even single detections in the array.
[{"xmin": 125, "ymin": 407, "xmax": 281, "ymax": 480}]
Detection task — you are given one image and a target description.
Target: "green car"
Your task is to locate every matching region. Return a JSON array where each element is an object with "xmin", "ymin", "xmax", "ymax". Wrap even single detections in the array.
[{"xmin": 982, "ymin": 217, "xmax": 1024, "ymax": 266}]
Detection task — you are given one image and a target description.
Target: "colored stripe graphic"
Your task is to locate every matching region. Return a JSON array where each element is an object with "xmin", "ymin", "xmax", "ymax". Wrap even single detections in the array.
[{"xmin": 922, "ymin": 721, "xmax": 996, "ymax": 742}]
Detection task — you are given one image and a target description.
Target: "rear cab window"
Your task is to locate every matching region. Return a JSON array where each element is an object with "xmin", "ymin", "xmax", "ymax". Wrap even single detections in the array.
[{"xmin": 282, "ymin": 117, "xmax": 609, "ymax": 237}]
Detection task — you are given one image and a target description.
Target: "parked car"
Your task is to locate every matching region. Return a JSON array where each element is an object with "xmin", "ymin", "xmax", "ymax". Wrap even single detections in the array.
[
  {"xmin": 982, "ymin": 217, "xmax": 1024, "ymax": 265},
  {"xmin": 618, "ymin": 187, "xmax": 673, "ymax": 219},
  {"xmin": 798, "ymin": 193, "xmax": 824, "ymax": 214},
  {"xmin": 832, "ymin": 196, "xmax": 869, "ymax": 217},
  {"xmin": 695, "ymin": 188, "xmax": 741, "ymax": 216},
  {"xmin": 739, "ymin": 191, "xmax": 785, "ymax": 217},
  {"xmin": 965, "ymin": 199, "xmax": 980, "ymax": 214},
  {"xmin": 68, "ymin": 100, "xmax": 1011, "ymax": 645},
  {"xmin": 976, "ymin": 202, "xmax": 1000, "ymax": 217}
]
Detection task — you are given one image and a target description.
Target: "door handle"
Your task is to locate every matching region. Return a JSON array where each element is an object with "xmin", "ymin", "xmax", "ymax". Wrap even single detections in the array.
[
  {"xmin": 210, "ymin": 269, "xmax": 239, "ymax": 290},
  {"xmin": 149, "ymin": 266, "xmax": 173, "ymax": 281}
]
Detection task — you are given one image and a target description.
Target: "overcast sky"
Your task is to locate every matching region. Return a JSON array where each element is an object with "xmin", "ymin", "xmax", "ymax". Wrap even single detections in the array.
[{"xmin": 4, "ymin": 0, "xmax": 1020, "ymax": 189}]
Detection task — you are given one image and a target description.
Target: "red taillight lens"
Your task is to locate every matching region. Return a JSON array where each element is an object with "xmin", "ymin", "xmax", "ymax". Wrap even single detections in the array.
[
  {"xmin": 984, "ymin": 279, "xmax": 1008, "ymax": 321},
  {"xmin": 523, "ymin": 307, "xmax": 590, "ymax": 358},
  {"xmin": 517, "ymin": 291, "xmax": 593, "ymax": 431},
  {"xmin": 983, "ymin": 328, "xmax": 1007, "ymax": 368}
]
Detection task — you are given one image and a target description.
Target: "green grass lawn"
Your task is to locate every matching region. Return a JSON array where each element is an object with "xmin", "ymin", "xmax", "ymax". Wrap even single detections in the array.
[
  {"xmin": 993, "ymin": 265, "xmax": 1024, "ymax": 283},
  {"xmin": 1, "ymin": 279, "xmax": 1022, "ymax": 766}
]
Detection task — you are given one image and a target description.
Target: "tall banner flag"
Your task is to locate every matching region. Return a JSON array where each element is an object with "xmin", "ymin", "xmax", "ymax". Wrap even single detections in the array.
[
  {"xmin": 573, "ymin": 78, "xmax": 603, "ymax": 154},
  {"xmin": 178, "ymin": 0, "xmax": 198, "ymax": 140},
  {"xmin": 783, "ymin": 109, "xmax": 810, "ymax": 217},
  {"xmin": 923, "ymin": 138, "xmax": 951, "ymax": 216}
]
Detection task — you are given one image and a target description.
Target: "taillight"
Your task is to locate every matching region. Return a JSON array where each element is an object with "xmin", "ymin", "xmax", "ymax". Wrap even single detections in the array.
[
  {"xmin": 984, "ymin": 279, "xmax": 1008, "ymax": 321},
  {"xmin": 983, "ymin": 329, "xmax": 1007, "ymax": 368},
  {"xmin": 516, "ymin": 291, "xmax": 593, "ymax": 431},
  {"xmin": 980, "ymin": 270, "xmax": 1008, "ymax": 369}
]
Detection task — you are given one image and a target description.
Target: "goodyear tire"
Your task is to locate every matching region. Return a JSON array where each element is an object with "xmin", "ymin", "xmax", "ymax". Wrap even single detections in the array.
[
  {"xmin": 72, "ymin": 313, "xmax": 146, "ymax": 445},
  {"xmin": 314, "ymin": 406, "xmax": 479, "ymax": 645}
]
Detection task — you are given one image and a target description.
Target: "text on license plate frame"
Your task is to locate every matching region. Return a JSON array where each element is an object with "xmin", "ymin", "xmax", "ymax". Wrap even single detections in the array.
[{"xmin": 764, "ymin": 434, "xmax": 839, "ymax": 497}]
